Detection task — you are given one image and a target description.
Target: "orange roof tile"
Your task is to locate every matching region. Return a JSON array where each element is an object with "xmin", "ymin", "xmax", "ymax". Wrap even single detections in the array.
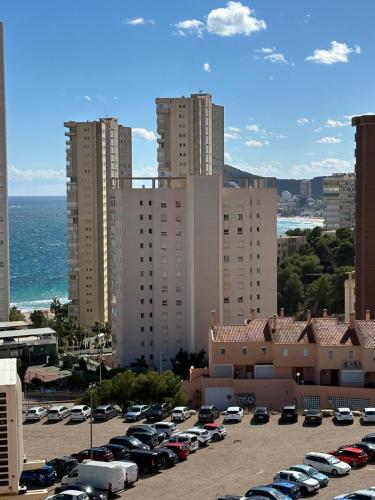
[
  {"xmin": 313, "ymin": 318, "xmax": 359, "ymax": 346},
  {"xmin": 213, "ymin": 319, "xmax": 271, "ymax": 342},
  {"xmin": 355, "ymin": 320, "xmax": 375, "ymax": 348},
  {"xmin": 273, "ymin": 318, "xmax": 315, "ymax": 344}
]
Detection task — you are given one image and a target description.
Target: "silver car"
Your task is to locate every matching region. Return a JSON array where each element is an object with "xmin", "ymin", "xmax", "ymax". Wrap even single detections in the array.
[
  {"xmin": 274, "ymin": 470, "xmax": 320, "ymax": 495},
  {"xmin": 25, "ymin": 406, "xmax": 48, "ymax": 422}
]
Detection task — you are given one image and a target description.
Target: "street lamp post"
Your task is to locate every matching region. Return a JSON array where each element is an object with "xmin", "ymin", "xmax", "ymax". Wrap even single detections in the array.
[
  {"xmin": 88, "ymin": 384, "xmax": 96, "ymax": 459},
  {"xmin": 296, "ymin": 372, "xmax": 301, "ymax": 385}
]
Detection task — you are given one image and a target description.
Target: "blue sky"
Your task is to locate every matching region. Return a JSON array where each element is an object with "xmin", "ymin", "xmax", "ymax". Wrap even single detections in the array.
[{"xmin": 2, "ymin": 0, "xmax": 373, "ymax": 195}]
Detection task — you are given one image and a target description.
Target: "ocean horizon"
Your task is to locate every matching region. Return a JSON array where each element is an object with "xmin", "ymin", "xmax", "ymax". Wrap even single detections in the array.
[{"xmin": 9, "ymin": 196, "xmax": 324, "ymax": 311}]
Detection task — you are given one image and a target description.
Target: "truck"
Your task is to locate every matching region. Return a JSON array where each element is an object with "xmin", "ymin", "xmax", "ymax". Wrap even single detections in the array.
[{"xmin": 61, "ymin": 460, "xmax": 138, "ymax": 493}]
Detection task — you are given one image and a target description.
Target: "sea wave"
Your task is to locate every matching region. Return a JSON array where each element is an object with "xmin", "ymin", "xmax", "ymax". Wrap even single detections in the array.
[{"xmin": 11, "ymin": 296, "xmax": 69, "ymax": 312}]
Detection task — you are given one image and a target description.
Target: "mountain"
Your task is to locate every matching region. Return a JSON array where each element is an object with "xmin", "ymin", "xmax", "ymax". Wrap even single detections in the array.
[{"xmin": 223, "ymin": 164, "xmax": 324, "ymax": 198}]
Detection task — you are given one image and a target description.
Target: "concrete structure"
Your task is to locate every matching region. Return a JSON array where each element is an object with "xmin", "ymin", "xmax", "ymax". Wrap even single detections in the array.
[
  {"xmin": 277, "ymin": 234, "xmax": 307, "ymax": 264},
  {"xmin": 345, "ymin": 271, "xmax": 355, "ymax": 323},
  {"xmin": 352, "ymin": 115, "xmax": 375, "ymax": 320},
  {"xmin": 0, "ymin": 328, "xmax": 57, "ymax": 364},
  {"xmin": 111, "ymin": 175, "xmax": 277, "ymax": 369},
  {"xmin": 323, "ymin": 173, "xmax": 355, "ymax": 230},
  {"xmin": 156, "ymin": 93, "xmax": 224, "ymax": 186},
  {"xmin": 187, "ymin": 309, "xmax": 375, "ymax": 409},
  {"xmin": 0, "ymin": 24, "xmax": 9, "ymax": 322},
  {"xmin": 280, "ymin": 190, "xmax": 292, "ymax": 202},
  {"xmin": 300, "ymin": 179, "xmax": 312, "ymax": 199},
  {"xmin": 65, "ymin": 118, "xmax": 132, "ymax": 327}
]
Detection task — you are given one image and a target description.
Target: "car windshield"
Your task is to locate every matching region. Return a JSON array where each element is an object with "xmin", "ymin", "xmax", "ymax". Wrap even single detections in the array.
[
  {"xmin": 228, "ymin": 410, "xmax": 239, "ymax": 414},
  {"xmin": 71, "ymin": 409, "xmax": 82, "ymax": 413},
  {"xmin": 28, "ymin": 410, "xmax": 36, "ymax": 414},
  {"xmin": 49, "ymin": 410, "xmax": 59, "ymax": 414},
  {"xmin": 128, "ymin": 406, "xmax": 141, "ymax": 412},
  {"xmin": 304, "ymin": 466, "xmax": 318, "ymax": 475},
  {"xmin": 95, "ymin": 409, "xmax": 105, "ymax": 414},
  {"xmin": 173, "ymin": 410, "xmax": 182, "ymax": 413},
  {"xmin": 307, "ymin": 410, "xmax": 320, "ymax": 415},
  {"xmin": 151, "ymin": 404, "xmax": 163, "ymax": 410},
  {"xmin": 255, "ymin": 408, "xmax": 266, "ymax": 413},
  {"xmin": 251, "ymin": 489, "xmax": 285, "ymax": 499},
  {"xmin": 366, "ymin": 411, "xmax": 375, "ymax": 415},
  {"xmin": 295, "ymin": 472, "xmax": 309, "ymax": 481},
  {"xmin": 340, "ymin": 410, "xmax": 350, "ymax": 415},
  {"xmin": 327, "ymin": 456, "xmax": 340, "ymax": 464},
  {"xmin": 199, "ymin": 408, "xmax": 212, "ymax": 414},
  {"xmin": 283, "ymin": 408, "xmax": 295, "ymax": 414}
]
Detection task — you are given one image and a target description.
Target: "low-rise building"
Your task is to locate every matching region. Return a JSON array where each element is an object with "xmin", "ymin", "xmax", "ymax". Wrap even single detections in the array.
[
  {"xmin": 0, "ymin": 327, "xmax": 57, "ymax": 364},
  {"xmin": 277, "ymin": 234, "xmax": 307, "ymax": 264}
]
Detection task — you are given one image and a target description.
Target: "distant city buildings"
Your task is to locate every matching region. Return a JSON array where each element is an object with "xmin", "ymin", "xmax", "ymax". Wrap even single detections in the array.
[
  {"xmin": 277, "ymin": 234, "xmax": 307, "ymax": 264},
  {"xmin": 322, "ymin": 173, "xmax": 355, "ymax": 230},
  {"xmin": 0, "ymin": 24, "xmax": 9, "ymax": 321},
  {"xmin": 65, "ymin": 118, "xmax": 132, "ymax": 327},
  {"xmin": 300, "ymin": 179, "xmax": 312, "ymax": 199}
]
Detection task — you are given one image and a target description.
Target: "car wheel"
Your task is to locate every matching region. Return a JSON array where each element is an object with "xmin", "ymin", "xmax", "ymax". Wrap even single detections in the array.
[
  {"xmin": 332, "ymin": 469, "xmax": 338, "ymax": 476},
  {"xmin": 300, "ymin": 487, "xmax": 308, "ymax": 496},
  {"xmin": 212, "ymin": 434, "xmax": 220, "ymax": 442},
  {"xmin": 352, "ymin": 461, "xmax": 358, "ymax": 468}
]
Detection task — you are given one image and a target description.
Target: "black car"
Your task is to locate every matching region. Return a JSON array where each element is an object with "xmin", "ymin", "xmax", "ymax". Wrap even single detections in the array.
[
  {"xmin": 304, "ymin": 409, "xmax": 323, "ymax": 425},
  {"xmin": 362, "ymin": 433, "xmax": 375, "ymax": 445},
  {"xmin": 101, "ymin": 443, "xmax": 128, "ymax": 460},
  {"xmin": 46, "ymin": 456, "xmax": 78, "ymax": 479},
  {"xmin": 144, "ymin": 403, "xmax": 171, "ymax": 422},
  {"xmin": 126, "ymin": 429, "xmax": 159, "ymax": 448},
  {"xmin": 54, "ymin": 483, "xmax": 108, "ymax": 500},
  {"xmin": 126, "ymin": 424, "xmax": 166, "ymax": 443},
  {"xmin": 252, "ymin": 407, "xmax": 270, "ymax": 423},
  {"xmin": 121, "ymin": 448, "xmax": 165, "ymax": 474},
  {"xmin": 280, "ymin": 404, "xmax": 298, "ymax": 423},
  {"xmin": 155, "ymin": 447, "xmax": 178, "ymax": 468},
  {"xmin": 198, "ymin": 405, "xmax": 220, "ymax": 423},
  {"xmin": 109, "ymin": 435, "xmax": 150, "ymax": 451}
]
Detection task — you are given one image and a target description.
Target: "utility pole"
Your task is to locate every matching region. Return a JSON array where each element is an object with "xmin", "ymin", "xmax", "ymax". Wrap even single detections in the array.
[{"xmin": 89, "ymin": 385, "xmax": 94, "ymax": 459}]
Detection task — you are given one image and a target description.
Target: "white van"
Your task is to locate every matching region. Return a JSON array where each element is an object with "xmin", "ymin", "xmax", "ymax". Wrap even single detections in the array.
[
  {"xmin": 363, "ymin": 408, "xmax": 375, "ymax": 424},
  {"xmin": 47, "ymin": 405, "xmax": 71, "ymax": 421},
  {"xmin": 61, "ymin": 460, "xmax": 138, "ymax": 493}
]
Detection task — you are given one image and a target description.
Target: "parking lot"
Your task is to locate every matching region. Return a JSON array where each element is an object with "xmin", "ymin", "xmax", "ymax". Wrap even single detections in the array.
[{"xmin": 23, "ymin": 412, "xmax": 375, "ymax": 500}]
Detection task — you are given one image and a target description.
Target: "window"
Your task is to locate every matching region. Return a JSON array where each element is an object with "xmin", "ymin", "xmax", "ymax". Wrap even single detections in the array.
[
  {"xmin": 224, "ymin": 255, "xmax": 229, "ymax": 263},
  {"xmin": 256, "ymin": 307, "xmax": 260, "ymax": 313},
  {"xmin": 140, "ymin": 257, "xmax": 144, "ymax": 263},
  {"xmin": 148, "ymin": 228, "xmax": 152, "ymax": 234},
  {"xmin": 161, "ymin": 285, "xmax": 167, "ymax": 293},
  {"xmin": 161, "ymin": 231, "xmax": 167, "ymax": 237},
  {"xmin": 161, "ymin": 214, "xmax": 167, "ymax": 222},
  {"xmin": 257, "ymin": 281, "xmax": 260, "ymax": 286},
  {"xmin": 140, "ymin": 285, "xmax": 144, "ymax": 291},
  {"xmin": 162, "ymin": 300, "xmax": 168, "ymax": 306},
  {"xmin": 237, "ymin": 227, "xmax": 243, "ymax": 235},
  {"xmin": 303, "ymin": 348, "xmax": 309, "ymax": 357},
  {"xmin": 141, "ymin": 327, "xmax": 144, "ymax": 332},
  {"xmin": 348, "ymin": 350, "xmax": 354, "ymax": 360},
  {"xmin": 140, "ymin": 215, "xmax": 144, "ymax": 220},
  {"xmin": 148, "ymin": 200, "xmax": 152, "ymax": 206},
  {"xmin": 224, "ymin": 214, "xmax": 229, "ymax": 221},
  {"xmin": 176, "ymin": 299, "xmax": 182, "ymax": 306},
  {"xmin": 224, "ymin": 229, "xmax": 229, "ymax": 235},
  {"xmin": 283, "ymin": 348, "xmax": 288, "ymax": 357},
  {"xmin": 161, "ymin": 202, "xmax": 167, "ymax": 208},
  {"xmin": 140, "ymin": 200, "xmax": 143, "ymax": 206},
  {"xmin": 256, "ymin": 227, "xmax": 260, "ymax": 232},
  {"xmin": 237, "ymin": 296, "xmax": 243, "ymax": 303},
  {"xmin": 220, "ymin": 347, "xmax": 226, "ymax": 355},
  {"xmin": 241, "ymin": 347, "xmax": 247, "ymax": 355},
  {"xmin": 224, "ymin": 297, "xmax": 229, "ymax": 304},
  {"xmin": 140, "ymin": 229, "xmax": 144, "ymax": 234},
  {"xmin": 140, "ymin": 243, "xmax": 144, "ymax": 249},
  {"xmin": 237, "ymin": 256, "xmax": 243, "ymax": 262},
  {"xmin": 256, "ymin": 294, "xmax": 260, "ymax": 300},
  {"xmin": 328, "ymin": 351, "xmax": 333, "ymax": 359},
  {"xmin": 237, "ymin": 214, "xmax": 243, "ymax": 221},
  {"xmin": 176, "ymin": 201, "xmax": 181, "ymax": 207},
  {"xmin": 140, "ymin": 299, "xmax": 144, "ymax": 304}
]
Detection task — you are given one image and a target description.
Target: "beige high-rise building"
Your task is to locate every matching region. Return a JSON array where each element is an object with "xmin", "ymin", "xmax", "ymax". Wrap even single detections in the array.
[
  {"xmin": 111, "ymin": 174, "xmax": 277, "ymax": 369},
  {"xmin": 0, "ymin": 24, "xmax": 9, "ymax": 321},
  {"xmin": 156, "ymin": 93, "xmax": 224, "ymax": 185},
  {"xmin": 65, "ymin": 118, "xmax": 131, "ymax": 327},
  {"xmin": 323, "ymin": 173, "xmax": 355, "ymax": 230}
]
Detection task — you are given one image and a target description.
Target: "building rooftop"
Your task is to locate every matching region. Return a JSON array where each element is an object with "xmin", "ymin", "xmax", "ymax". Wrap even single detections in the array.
[
  {"xmin": 355, "ymin": 320, "xmax": 375, "ymax": 348},
  {"xmin": 0, "ymin": 358, "xmax": 17, "ymax": 386},
  {"xmin": 212, "ymin": 320, "xmax": 272, "ymax": 343},
  {"xmin": 0, "ymin": 321, "xmax": 28, "ymax": 330},
  {"xmin": 0, "ymin": 327, "xmax": 56, "ymax": 340},
  {"xmin": 312, "ymin": 318, "xmax": 360, "ymax": 346},
  {"xmin": 273, "ymin": 318, "xmax": 314, "ymax": 344}
]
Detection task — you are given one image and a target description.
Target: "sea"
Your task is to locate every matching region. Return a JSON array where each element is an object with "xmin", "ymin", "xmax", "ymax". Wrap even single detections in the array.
[{"xmin": 8, "ymin": 197, "xmax": 324, "ymax": 311}]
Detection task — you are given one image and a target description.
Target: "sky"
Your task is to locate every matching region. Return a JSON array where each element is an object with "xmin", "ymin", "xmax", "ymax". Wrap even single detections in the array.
[{"xmin": 2, "ymin": 0, "xmax": 374, "ymax": 195}]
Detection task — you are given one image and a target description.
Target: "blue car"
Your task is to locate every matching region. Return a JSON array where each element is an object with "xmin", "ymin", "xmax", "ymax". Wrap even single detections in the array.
[
  {"xmin": 289, "ymin": 464, "xmax": 329, "ymax": 487},
  {"xmin": 245, "ymin": 486, "xmax": 293, "ymax": 499},
  {"xmin": 20, "ymin": 464, "xmax": 57, "ymax": 486},
  {"xmin": 268, "ymin": 481, "xmax": 301, "ymax": 499}
]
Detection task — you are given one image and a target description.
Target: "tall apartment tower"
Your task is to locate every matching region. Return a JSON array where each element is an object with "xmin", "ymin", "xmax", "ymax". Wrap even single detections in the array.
[
  {"xmin": 323, "ymin": 173, "xmax": 355, "ymax": 230},
  {"xmin": 0, "ymin": 24, "xmax": 9, "ymax": 321},
  {"xmin": 300, "ymin": 179, "xmax": 312, "ymax": 199},
  {"xmin": 352, "ymin": 115, "xmax": 375, "ymax": 319},
  {"xmin": 65, "ymin": 118, "xmax": 131, "ymax": 327},
  {"xmin": 156, "ymin": 93, "xmax": 224, "ymax": 185}
]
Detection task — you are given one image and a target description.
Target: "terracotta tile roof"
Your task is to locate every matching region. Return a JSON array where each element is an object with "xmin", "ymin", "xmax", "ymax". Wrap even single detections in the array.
[
  {"xmin": 273, "ymin": 318, "xmax": 315, "ymax": 344},
  {"xmin": 213, "ymin": 319, "xmax": 271, "ymax": 342},
  {"xmin": 313, "ymin": 318, "xmax": 360, "ymax": 346},
  {"xmin": 355, "ymin": 320, "xmax": 375, "ymax": 348}
]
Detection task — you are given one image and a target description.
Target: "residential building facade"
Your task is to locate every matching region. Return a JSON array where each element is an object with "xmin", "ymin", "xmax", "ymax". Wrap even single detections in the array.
[
  {"xmin": 0, "ymin": 24, "xmax": 9, "ymax": 321},
  {"xmin": 277, "ymin": 234, "xmax": 307, "ymax": 264},
  {"xmin": 300, "ymin": 179, "xmax": 312, "ymax": 199},
  {"xmin": 65, "ymin": 118, "xmax": 132, "ymax": 327},
  {"xmin": 156, "ymin": 93, "xmax": 224, "ymax": 186},
  {"xmin": 110, "ymin": 175, "xmax": 277, "ymax": 369},
  {"xmin": 323, "ymin": 173, "xmax": 355, "ymax": 230}
]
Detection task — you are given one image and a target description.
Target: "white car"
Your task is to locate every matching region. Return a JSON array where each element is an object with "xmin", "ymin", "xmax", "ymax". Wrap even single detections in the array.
[
  {"xmin": 168, "ymin": 433, "xmax": 199, "ymax": 452},
  {"xmin": 47, "ymin": 405, "xmax": 71, "ymax": 422},
  {"xmin": 46, "ymin": 490, "xmax": 90, "ymax": 500},
  {"xmin": 363, "ymin": 408, "xmax": 375, "ymax": 424},
  {"xmin": 185, "ymin": 427, "xmax": 211, "ymax": 446},
  {"xmin": 223, "ymin": 406, "xmax": 244, "ymax": 423},
  {"xmin": 151, "ymin": 421, "xmax": 179, "ymax": 437},
  {"xmin": 201, "ymin": 423, "xmax": 227, "ymax": 441},
  {"xmin": 25, "ymin": 406, "xmax": 47, "ymax": 422},
  {"xmin": 334, "ymin": 490, "xmax": 375, "ymax": 499},
  {"xmin": 304, "ymin": 452, "xmax": 351, "ymax": 476},
  {"xmin": 171, "ymin": 406, "xmax": 191, "ymax": 422},
  {"xmin": 335, "ymin": 407, "xmax": 354, "ymax": 423},
  {"xmin": 70, "ymin": 405, "xmax": 91, "ymax": 422},
  {"xmin": 274, "ymin": 470, "xmax": 320, "ymax": 495}
]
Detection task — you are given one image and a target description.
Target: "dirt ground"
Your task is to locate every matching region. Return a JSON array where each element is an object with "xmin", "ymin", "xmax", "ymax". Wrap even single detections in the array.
[{"xmin": 23, "ymin": 412, "xmax": 375, "ymax": 500}]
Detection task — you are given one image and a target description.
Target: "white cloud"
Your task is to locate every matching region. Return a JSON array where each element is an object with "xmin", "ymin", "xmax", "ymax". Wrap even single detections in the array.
[
  {"xmin": 297, "ymin": 117, "xmax": 312, "ymax": 125},
  {"xmin": 292, "ymin": 158, "xmax": 352, "ymax": 177},
  {"xmin": 317, "ymin": 136, "xmax": 342, "ymax": 144},
  {"xmin": 84, "ymin": 95, "xmax": 92, "ymax": 102},
  {"xmin": 245, "ymin": 139, "xmax": 268, "ymax": 148},
  {"xmin": 9, "ymin": 165, "xmax": 66, "ymax": 181},
  {"xmin": 233, "ymin": 162, "xmax": 280, "ymax": 176},
  {"xmin": 132, "ymin": 128, "xmax": 156, "ymax": 141},
  {"xmin": 228, "ymin": 126, "xmax": 240, "ymax": 132},
  {"xmin": 133, "ymin": 166, "xmax": 158, "ymax": 177},
  {"xmin": 174, "ymin": 19, "xmax": 205, "ymax": 37},
  {"xmin": 123, "ymin": 17, "xmax": 155, "ymax": 26},
  {"xmin": 246, "ymin": 124, "xmax": 262, "ymax": 133},
  {"xmin": 255, "ymin": 46, "xmax": 289, "ymax": 64},
  {"xmin": 258, "ymin": 47, "xmax": 275, "ymax": 54},
  {"xmin": 203, "ymin": 63, "xmax": 211, "ymax": 72},
  {"xmin": 306, "ymin": 41, "xmax": 361, "ymax": 65},
  {"xmin": 325, "ymin": 118, "xmax": 351, "ymax": 128},
  {"xmin": 224, "ymin": 131, "xmax": 241, "ymax": 140},
  {"xmin": 224, "ymin": 152, "xmax": 232, "ymax": 162}
]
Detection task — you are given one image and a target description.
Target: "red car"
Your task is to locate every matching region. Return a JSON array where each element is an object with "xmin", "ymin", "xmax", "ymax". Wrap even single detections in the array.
[
  {"xmin": 164, "ymin": 442, "xmax": 190, "ymax": 461},
  {"xmin": 71, "ymin": 447, "xmax": 114, "ymax": 463},
  {"xmin": 329, "ymin": 447, "xmax": 368, "ymax": 467}
]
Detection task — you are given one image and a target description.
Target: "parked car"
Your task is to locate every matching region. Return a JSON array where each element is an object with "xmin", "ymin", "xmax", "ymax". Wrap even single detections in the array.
[
  {"xmin": 198, "ymin": 404, "xmax": 220, "ymax": 423},
  {"xmin": 252, "ymin": 407, "xmax": 270, "ymax": 423},
  {"xmin": 201, "ymin": 422, "xmax": 227, "ymax": 441},
  {"xmin": 71, "ymin": 447, "xmax": 114, "ymax": 463},
  {"xmin": 109, "ymin": 435, "xmax": 150, "ymax": 451},
  {"xmin": 20, "ymin": 464, "xmax": 57, "ymax": 487},
  {"xmin": 54, "ymin": 483, "xmax": 108, "ymax": 500},
  {"xmin": 93, "ymin": 405, "xmax": 117, "ymax": 421},
  {"xmin": 47, "ymin": 489, "xmax": 89, "ymax": 500},
  {"xmin": 126, "ymin": 426, "xmax": 161, "ymax": 447},
  {"xmin": 46, "ymin": 457, "xmax": 79, "ymax": 480},
  {"xmin": 245, "ymin": 486, "xmax": 293, "ymax": 499},
  {"xmin": 334, "ymin": 490, "xmax": 375, "ymax": 499},
  {"xmin": 101, "ymin": 444, "xmax": 128, "ymax": 460},
  {"xmin": 280, "ymin": 405, "xmax": 298, "ymax": 423},
  {"xmin": 268, "ymin": 481, "xmax": 301, "ymax": 499},
  {"xmin": 304, "ymin": 409, "xmax": 322, "ymax": 425},
  {"xmin": 289, "ymin": 464, "xmax": 329, "ymax": 487},
  {"xmin": 47, "ymin": 405, "xmax": 71, "ymax": 422},
  {"xmin": 124, "ymin": 405, "xmax": 150, "ymax": 422},
  {"xmin": 163, "ymin": 442, "xmax": 190, "ymax": 461},
  {"xmin": 341, "ymin": 442, "xmax": 375, "ymax": 460},
  {"xmin": 25, "ymin": 406, "xmax": 47, "ymax": 422},
  {"xmin": 120, "ymin": 448, "xmax": 165, "ymax": 474},
  {"xmin": 362, "ymin": 408, "xmax": 375, "ymax": 424},
  {"xmin": 155, "ymin": 447, "xmax": 178, "ymax": 468},
  {"xmin": 362, "ymin": 433, "xmax": 375, "ymax": 445},
  {"xmin": 223, "ymin": 406, "xmax": 244, "ymax": 423},
  {"xmin": 184, "ymin": 427, "xmax": 211, "ymax": 446},
  {"xmin": 151, "ymin": 421, "xmax": 178, "ymax": 437},
  {"xmin": 168, "ymin": 432, "xmax": 199, "ymax": 452},
  {"xmin": 329, "ymin": 447, "xmax": 368, "ymax": 467},
  {"xmin": 144, "ymin": 403, "xmax": 171, "ymax": 422},
  {"xmin": 335, "ymin": 408, "xmax": 354, "ymax": 423},
  {"xmin": 304, "ymin": 452, "xmax": 351, "ymax": 475},
  {"xmin": 70, "ymin": 405, "xmax": 91, "ymax": 422},
  {"xmin": 127, "ymin": 424, "xmax": 166, "ymax": 442},
  {"xmin": 274, "ymin": 470, "xmax": 320, "ymax": 496},
  {"xmin": 171, "ymin": 406, "xmax": 191, "ymax": 422}
]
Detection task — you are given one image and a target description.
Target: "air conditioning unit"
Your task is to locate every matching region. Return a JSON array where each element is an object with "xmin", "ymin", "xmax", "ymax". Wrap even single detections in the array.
[
  {"xmin": 354, "ymin": 361, "xmax": 362, "ymax": 368},
  {"xmin": 343, "ymin": 361, "xmax": 348, "ymax": 368}
]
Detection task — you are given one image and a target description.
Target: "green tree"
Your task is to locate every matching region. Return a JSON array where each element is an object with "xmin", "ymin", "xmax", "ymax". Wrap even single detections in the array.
[
  {"xmin": 62, "ymin": 356, "xmax": 74, "ymax": 370},
  {"xmin": 30, "ymin": 310, "xmax": 47, "ymax": 328},
  {"xmin": 304, "ymin": 274, "xmax": 334, "ymax": 315},
  {"xmin": 332, "ymin": 241, "xmax": 355, "ymax": 267},
  {"xmin": 9, "ymin": 306, "xmax": 26, "ymax": 321},
  {"xmin": 17, "ymin": 347, "xmax": 31, "ymax": 383},
  {"xmin": 278, "ymin": 272, "xmax": 304, "ymax": 315},
  {"xmin": 171, "ymin": 349, "xmax": 207, "ymax": 379}
]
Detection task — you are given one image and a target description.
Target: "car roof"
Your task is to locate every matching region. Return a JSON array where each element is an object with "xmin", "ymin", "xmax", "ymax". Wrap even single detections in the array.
[
  {"xmin": 28, "ymin": 406, "xmax": 44, "ymax": 411},
  {"xmin": 337, "ymin": 407, "xmax": 351, "ymax": 411},
  {"xmin": 173, "ymin": 406, "xmax": 187, "ymax": 410},
  {"xmin": 271, "ymin": 480, "xmax": 297, "ymax": 487},
  {"xmin": 227, "ymin": 406, "xmax": 240, "ymax": 411},
  {"xmin": 200, "ymin": 405, "xmax": 214, "ymax": 409},
  {"xmin": 72, "ymin": 405, "xmax": 86, "ymax": 409},
  {"xmin": 95, "ymin": 405, "xmax": 111, "ymax": 409},
  {"xmin": 364, "ymin": 408, "xmax": 375, "ymax": 411},
  {"xmin": 49, "ymin": 405, "xmax": 68, "ymax": 410},
  {"xmin": 277, "ymin": 470, "xmax": 299, "ymax": 475},
  {"xmin": 339, "ymin": 447, "xmax": 362, "ymax": 453},
  {"xmin": 306, "ymin": 452, "xmax": 331, "ymax": 458},
  {"xmin": 283, "ymin": 405, "xmax": 296, "ymax": 409}
]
